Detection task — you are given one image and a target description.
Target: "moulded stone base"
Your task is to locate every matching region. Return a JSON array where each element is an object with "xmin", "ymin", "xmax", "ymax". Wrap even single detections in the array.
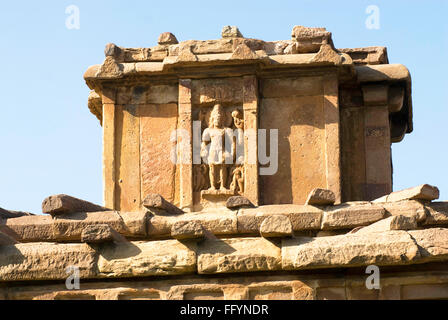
[{"xmin": 2, "ymin": 264, "xmax": 448, "ymax": 300}]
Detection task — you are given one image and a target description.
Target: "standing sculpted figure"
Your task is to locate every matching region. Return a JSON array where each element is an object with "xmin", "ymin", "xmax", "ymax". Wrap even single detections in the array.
[{"xmin": 201, "ymin": 104, "xmax": 234, "ymax": 191}]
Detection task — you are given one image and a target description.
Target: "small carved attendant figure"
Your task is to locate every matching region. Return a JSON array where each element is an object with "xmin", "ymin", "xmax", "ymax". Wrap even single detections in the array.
[
  {"xmin": 201, "ymin": 104, "xmax": 234, "ymax": 191},
  {"xmin": 230, "ymin": 166, "xmax": 244, "ymax": 193},
  {"xmin": 231, "ymin": 109, "xmax": 244, "ymax": 165},
  {"xmin": 231, "ymin": 110, "xmax": 244, "ymax": 129},
  {"xmin": 193, "ymin": 164, "xmax": 209, "ymax": 192}
]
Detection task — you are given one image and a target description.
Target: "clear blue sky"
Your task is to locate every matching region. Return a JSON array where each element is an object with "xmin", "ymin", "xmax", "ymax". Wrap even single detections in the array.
[{"xmin": 0, "ymin": 0, "xmax": 447, "ymax": 213}]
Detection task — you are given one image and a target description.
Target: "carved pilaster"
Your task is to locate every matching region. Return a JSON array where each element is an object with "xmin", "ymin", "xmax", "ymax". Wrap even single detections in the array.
[
  {"xmin": 101, "ymin": 87, "xmax": 117, "ymax": 209},
  {"xmin": 323, "ymin": 74, "xmax": 341, "ymax": 204},
  {"xmin": 243, "ymin": 75, "xmax": 259, "ymax": 205},
  {"xmin": 178, "ymin": 79, "xmax": 193, "ymax": 210},
  {"xmin": 362, "ymin": 84, "xmax": 392, "ymax": 200}
]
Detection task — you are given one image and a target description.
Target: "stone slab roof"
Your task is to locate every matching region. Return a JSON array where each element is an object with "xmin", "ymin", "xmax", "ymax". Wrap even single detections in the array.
[{"xmin": 0, "ymin": 185, "xmax": 447, "ymax": 283}]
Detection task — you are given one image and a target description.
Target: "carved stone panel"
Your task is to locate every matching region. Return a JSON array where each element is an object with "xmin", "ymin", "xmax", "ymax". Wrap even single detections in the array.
[
  {"xmin": 190, "ymin": 77, "xmax": 252, "ymax": 209},
  {"xmin": 193, "ymin": 103, "xmax": 245, "ymax": 208}
]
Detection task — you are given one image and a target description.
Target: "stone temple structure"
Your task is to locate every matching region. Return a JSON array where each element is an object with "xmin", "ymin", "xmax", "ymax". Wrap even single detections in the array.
[{"xmin": 0, "ymin": 26, "xmax": 447, "ymax": 300}]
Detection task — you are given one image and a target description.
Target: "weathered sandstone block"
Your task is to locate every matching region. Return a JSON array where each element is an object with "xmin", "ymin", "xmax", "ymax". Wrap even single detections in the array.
[
  {"xmin": 117, "ymin": 211, "xmax": 149, "ymax": 237},
  {"xmin": 0, "ymin": 243, "xmax": 97, "ymax": 281},
  {"xmin": 338, "ymin": 46, "xmax": 388, "ymax": 65},
  {"xmin": 179, "ymin": 39, "xmax": 233, "ymax": 55},
  {"xmin": 42, "ymin": 194, "xmax": 108, "ymax": 215},
  {"xmin": 107, "ymin": 46, "xmax": 166, "ymax": 63},
  {"xmin": 0, "ymin": 207, "xmax": 33, "ymax": 219},
  {"xmin": 81, "ymin": 224, "xmax": 116, "ymax": 243},
  {"xmin": 142, "ymin": 194, "xmax": 183, "ymax": 215},
  {"xmin": 283, "ymin": 42, "xmax": 298, "ymax": 54},
  {"xmin": 355, "ymin": 215, "xmax": 417, "ymax": 234},
  {"xmin": 230, "ymin": 43, "xmax": 259, "ymax": 60},
  {"xmin": 104, "ymin": 43, "xmax": 120, "ymax": 57},
  {"xmin": 176, "ymin": 45, "xmax": 198, "ymax": 63},
  {"xmin": 232, "ymin": 38, "xmax": 266, "ymax": 52},
  {"xmin": 171, "ymin": 220, "xmax": 204, "ymax": 240},
  {"xmin": 356, "ymin": 64, "xmax": 411, "ymax": 83},
  {"xmin": 238, "ymin": 205, "xmax": 322, "ymax": 234},
  {"xmin": 147, "ymin": 215, "xmax": 177, "ymax": 237},
  {"xmin": 373, "ymin": 184, "xmax": 439, "ymax": 203},
  {"xmin": 408, "ymin": 228, "xmax": 448, "ymax": 262},
  {"xmin": 291, "ymin": 25, "xmax": 333, "ymax": 53},
  {"xmin": 171, "ymin": 210, "xmax": 237, "ymax": 236},
  {"xmin": 97, "ymin": 240, "xmax": 197, "ymax": 277},
  {"xmin": 52, "ymin": 211, "xmax": 127, "ymax": 241},
  {"xmin": 291, "ymin": 25, "xmax": 330, "ymax": 40},
  {"xmin": 134, "ymin": 61, "xmax": 164, "ymax": 73},
  {"xmin": 305, "ymin": 188, "xmax": 336, "ymax": 206},
  {"xmin": 158, "ymin": 32, "xmax": 178, "ymax": 45},
  {"xmin": 147, "ymin": 46, "xmax": 168, "ymax": 61},
  {"xmin": 321, "ymin": 203, "xmax": 386, "ymax": 230},
  {"xmin": 198, "ymin": 237, "xmax": 281, "ymax": 274},
  {"xmin": 222, "ymin": 26, "xmax": 243, "ymax": 38},
  {"xmin": 259, "ymin": 215, "xmax": 293, "ymax": 238},
  {"xmin": 96, "ymin": 56, "xmax": 123, "ymax": 78},
  {"xmin": 378, "ymin": 200, "xmax": 427, "ymax": 222},
  {"xmin": 310, "ymin": 44, "xmax": 342, "ymax": 65},
  {"xmin": 168, "ymin": 44, "xmax": 179, "ymax": 56},
  {"xmin": 270, "ymin": 40, "xmax": 290, "ymax": 55},
  {"xmin": 282, "ymin": 231, "xmax": 420, "ymax": 270},
  {"xmin": 0, "ymin": 215, "xmax": 55, "ymax": 242},
  {"xmin": 226, "ymin": 196, "xmax": 253, "ymax": 209},
  {"xmin": 423, "ymin": 202, "xmax": 448, "ymax": 226}
]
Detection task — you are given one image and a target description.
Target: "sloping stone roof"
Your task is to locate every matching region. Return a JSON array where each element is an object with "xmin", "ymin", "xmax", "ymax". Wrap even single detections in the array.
[{"xmin": 1, "ymin": 187, "xmax": 447, "ymax": 282}]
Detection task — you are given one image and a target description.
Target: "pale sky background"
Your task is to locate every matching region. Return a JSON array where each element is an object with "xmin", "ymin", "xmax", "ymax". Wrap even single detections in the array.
[{"xmin": 0, "ymin": 0, "xmax": 447, "ymax": 213}]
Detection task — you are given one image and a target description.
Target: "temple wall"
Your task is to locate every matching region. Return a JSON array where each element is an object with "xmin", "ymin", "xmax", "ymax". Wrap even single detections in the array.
[
  {"xmin": 3, "ymin": 265, "xmax": 448, "ymax": 300},
  {"xmin": 103, "ymin": 84, "xmax": 179, "ymax": 211},
  {"xmin": 101, "ymin": 72, "xmax": 346, "ymax": 210},
  {"xmin": 260, "ymin": 75, "xmax": 329, "ymax": 205},
  {"xmin": 339, "ymin": 83, "xmax": 403, "ymax": 202}
]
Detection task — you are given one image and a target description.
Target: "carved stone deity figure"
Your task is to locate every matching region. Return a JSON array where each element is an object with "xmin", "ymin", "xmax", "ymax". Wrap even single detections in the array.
[
  {"xmin": 193, "ymin": 164, "xmax": 209, "ymax": 192},
  {"xmin": 231, "ymin": 110, "xmax": 244, "ymax": 129},
  {"xmin": 231, "ymin": 109, "xmax": 244, "ymax": 165},
  {"xmin": 230, "ymin": 166, "xmax": 244, "ymax": 193},
  {"xmin": 201, "ymin": 104, "xmax": 234, "ymax": 191}
]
